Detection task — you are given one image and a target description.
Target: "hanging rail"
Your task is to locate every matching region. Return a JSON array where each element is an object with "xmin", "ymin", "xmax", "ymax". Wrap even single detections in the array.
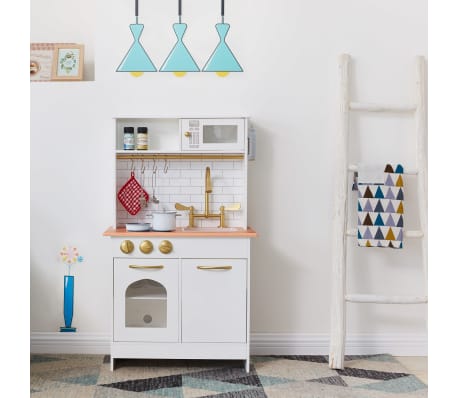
[{"xmin": 116, "ymin": 153, "xmax": 244, "ymax": 160}]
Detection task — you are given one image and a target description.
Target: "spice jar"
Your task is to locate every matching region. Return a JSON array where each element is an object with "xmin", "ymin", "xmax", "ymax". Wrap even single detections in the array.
[
  {"xmin": 123, "ymin": 127, "xmax": 135, "ymax": 150},
  {"xmin": 136, "ymin": 127, "xmax": 148, "ymax": 150}
]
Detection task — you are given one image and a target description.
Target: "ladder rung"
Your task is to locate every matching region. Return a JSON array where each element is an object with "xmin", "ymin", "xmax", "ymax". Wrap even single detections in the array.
[
  {"xmin": 348, "ymin": 164, "xmax": 418, "ymax": 175},
  {"xmin": 346, "ymin": 294, "xmax": 428, "ymax": 304},
  {"xmin": 349, "ymin": 102, "xmax": 417, "ymax": 113},
  {"xmin": 347, "ymin": 228, "xmax": 423, "ymax": 238}
]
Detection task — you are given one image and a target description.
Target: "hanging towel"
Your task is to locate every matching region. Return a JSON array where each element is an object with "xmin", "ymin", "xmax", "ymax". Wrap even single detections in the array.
[
  {"xmin": 357, "ymin": 164, "xmax": 404, "ymax": 249},
  {"xmin": 357, "ymin": 163, "xmax": 386, "ymax": 185}
]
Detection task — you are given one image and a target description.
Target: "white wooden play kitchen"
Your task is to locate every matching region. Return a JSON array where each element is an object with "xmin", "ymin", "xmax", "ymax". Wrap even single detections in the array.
[{"xmin": 104, "ymin": 117, "xmax": 257, "ymax": 371}]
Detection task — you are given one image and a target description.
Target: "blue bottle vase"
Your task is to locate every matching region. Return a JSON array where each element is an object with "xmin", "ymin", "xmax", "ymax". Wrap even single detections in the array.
[{"xmin": 60, "ymin": 275, "xmax": 76, "ymax": 332}]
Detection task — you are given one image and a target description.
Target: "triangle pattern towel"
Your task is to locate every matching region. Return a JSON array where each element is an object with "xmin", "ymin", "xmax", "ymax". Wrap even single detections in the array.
[{"xmin": 357, "ymin": 164, "xmax": 404, "ymax": 249}]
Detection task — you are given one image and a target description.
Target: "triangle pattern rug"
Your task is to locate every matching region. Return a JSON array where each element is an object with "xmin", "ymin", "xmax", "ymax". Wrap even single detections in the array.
[{"xmin": 30, "ymin": 354, "xmax": 427, "ymax": 397}]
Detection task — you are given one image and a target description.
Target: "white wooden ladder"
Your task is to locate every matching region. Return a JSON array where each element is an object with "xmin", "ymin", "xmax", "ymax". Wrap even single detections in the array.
[{"xmin": 329, "ymin": 54, "xmax": 427, "ymax": 369}]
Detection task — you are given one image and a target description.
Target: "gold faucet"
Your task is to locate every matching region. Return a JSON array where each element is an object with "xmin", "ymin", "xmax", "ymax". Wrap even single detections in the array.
[
  {"xmin": 204, "ymin": 166, "xmax": 212, "ymax": 215},
  {"xmin": 175, "ymin": 166, "xmax": 240, "ymax": 228}
]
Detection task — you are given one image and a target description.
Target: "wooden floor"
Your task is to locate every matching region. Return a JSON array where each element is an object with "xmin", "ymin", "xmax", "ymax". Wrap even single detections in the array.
[{"xmin": 395, "ymin": 356, "xmax": 428, "ymax": 384}]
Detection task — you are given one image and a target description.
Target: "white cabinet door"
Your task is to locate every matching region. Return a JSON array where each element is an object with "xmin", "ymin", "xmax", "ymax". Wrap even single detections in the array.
[
  {"xmin": 182, "ymin": 259, "xmax": 247, "ymax": 343},
  {"xmin": 114, "ymin": 258, "xmax": 179, "ymax": 342}
]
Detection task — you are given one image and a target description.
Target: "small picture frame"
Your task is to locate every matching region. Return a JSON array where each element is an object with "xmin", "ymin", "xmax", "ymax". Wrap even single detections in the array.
[{"xmin": 51, "ymin": 44, "xmax": 84, "ymax": 81}]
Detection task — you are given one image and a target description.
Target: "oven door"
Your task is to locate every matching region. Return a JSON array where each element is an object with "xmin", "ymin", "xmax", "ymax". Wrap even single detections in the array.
[
  {"xmin": 113, "ymin": 258, "xmax": 179, "ymax": 342},
  {"xmin": 181, "ymin": 118, "xmax": 245, "ymax": 152}
]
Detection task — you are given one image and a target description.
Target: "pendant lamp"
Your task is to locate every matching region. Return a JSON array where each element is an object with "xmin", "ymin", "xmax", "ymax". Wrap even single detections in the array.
[
  {"xmin": 160, "ymin": 0, "xmax": 199, "ymax": 77},
  {"xmin": 117, "ymin": 0, "xmax": 156, "ymax": 77},
  {"xmin": 203, "ymin": 0, "xmax": 243, "ymax": 77}
]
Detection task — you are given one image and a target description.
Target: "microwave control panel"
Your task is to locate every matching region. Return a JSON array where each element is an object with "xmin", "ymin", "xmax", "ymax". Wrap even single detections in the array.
[{"xmin": 187, "ymin": 119, "xmax": 200, "ymax": 148}]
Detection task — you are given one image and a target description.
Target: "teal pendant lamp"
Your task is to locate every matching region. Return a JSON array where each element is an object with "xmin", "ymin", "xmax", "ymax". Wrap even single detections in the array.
[
  {"xmin": 117, "ymin": 0, "xmax": 156, "ymax": 77},
  {"xmin": 203, "ymin": 0, "xmax": 243, "ymax": 77},
  {"xmin": 160, "ymin": 0, "xmax": 200, "ymax": 77}
]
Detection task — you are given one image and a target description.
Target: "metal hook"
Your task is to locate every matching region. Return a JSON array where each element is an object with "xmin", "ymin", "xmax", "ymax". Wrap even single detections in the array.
[
  {"xmin": 163, "ymin": 159, "xmax": 169, "ymax": 174},
  {"xmin": 141, "ymin": 159, "xmax": 145, "ymax": 174},
  {"xmin": 152, "ymin": 158, "xmax": 158, "ymax": 174},
  {"xmin": 130, "ymin": 159, "xmax": 135, "ymax": 172}
]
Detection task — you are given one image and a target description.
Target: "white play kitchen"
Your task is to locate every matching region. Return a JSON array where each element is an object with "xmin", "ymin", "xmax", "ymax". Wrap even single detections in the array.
[{"xmin": 103, "ymin": 117, "xmax": 257, "ymax": 371}]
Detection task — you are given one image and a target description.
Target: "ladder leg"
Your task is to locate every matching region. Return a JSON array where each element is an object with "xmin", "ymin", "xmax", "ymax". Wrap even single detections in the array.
[
  {"xmin": 415, "ymin": 56, "xmax": 428, "ymax": 289},
  {"xmin": 329, "ymin": 248, "xmax": 347, "ymax": 369},
  {"xmin": 329, "ymin": 54, "xmax": 351, "ymax": 369}
]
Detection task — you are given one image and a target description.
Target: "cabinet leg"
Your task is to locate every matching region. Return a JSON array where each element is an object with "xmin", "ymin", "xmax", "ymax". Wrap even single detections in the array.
[
  {"xmin": 245, "ymin": 358, "xmax": 250, "ymax": 373},
  {"xmin": 110, "ymin": 357, "xmax": 115, "ymax": 371}
]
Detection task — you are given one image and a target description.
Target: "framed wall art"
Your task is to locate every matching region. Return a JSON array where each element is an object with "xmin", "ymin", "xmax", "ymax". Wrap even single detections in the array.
[
  {"xmin": 30, "ymin": 43, "xmax": 74, "ymax": 82},
  {"xmin": 51, "ymin": 44, "xmax": 85, "ymax": 81}
]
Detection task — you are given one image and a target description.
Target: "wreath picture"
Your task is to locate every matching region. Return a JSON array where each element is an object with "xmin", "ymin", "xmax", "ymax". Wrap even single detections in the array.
[
  {"xmin": 59, "ymin": 51, "xmax": 77, "ymax": 74},
  {"xmin": 51, "ymin": 44, "xmax": 84, "ymax": 81}
]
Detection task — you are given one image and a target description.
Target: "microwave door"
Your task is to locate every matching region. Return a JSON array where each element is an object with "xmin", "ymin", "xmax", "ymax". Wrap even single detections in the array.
[{"xmin": 202, "ymin": 125, "xmax": 238, "ymax": 144}]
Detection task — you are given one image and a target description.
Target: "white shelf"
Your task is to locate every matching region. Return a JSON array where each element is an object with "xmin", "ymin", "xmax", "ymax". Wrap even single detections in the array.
[
  {"xmin": 126, "ymin": 322, "xmax": 167, "ymax": 328},
  {"xmin": 116, "ymin": 150, "xmax": 182, "ymax": 154},
  {"xmin": 116, "ymin": 150, "xmax": 244, "ymax": 154},
  {"xmin": 116, "ymin": 118, "xmax": 180, "ymax": 152},
  {"xmin": 126, "ymin": 295, "xmax": 167, "ymax": 300}
]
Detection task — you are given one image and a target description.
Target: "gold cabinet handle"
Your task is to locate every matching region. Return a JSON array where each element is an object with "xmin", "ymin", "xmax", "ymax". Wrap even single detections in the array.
[
  {"xmin": 197, "ymin": 265, "xmax": 233, "ymax": 270},
  {"xmin": 129, "ymin": 265, "xmax": 164, "ymax": 269},
  {"xmin": 184, "ymin": 131, "xmax": 191, "ymax": 137}
]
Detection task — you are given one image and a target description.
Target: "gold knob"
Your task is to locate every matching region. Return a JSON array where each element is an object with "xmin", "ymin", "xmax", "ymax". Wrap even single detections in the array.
[
  {"xmin": 184, "ymin": 131, "xmax": 191, "ymax": 137},
  {"xmin": 139, "ymin": 240, "xmax": 153, "ymax": 254},
  {"xmin": 120, "ymin": 240, "xmax": 134, "ymax": 254},
  {"xmin": 30, "ymin": 61, "xmax": 40, "ymax": 74},
  {"xmin": 159, "ymin": 240, "xmax": 173, "ymax": 254}
]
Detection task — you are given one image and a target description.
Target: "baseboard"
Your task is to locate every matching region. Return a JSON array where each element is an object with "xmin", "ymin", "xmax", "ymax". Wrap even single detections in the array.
[
  {"xmin": 250, "ymin": 333, "xmax": 428, "ymax": 356},
  {"xmin": 30, "ymin": 332, "xmax": 111, "ymax": 354},
  {"xmin": 30, "ymin": 332, "xmax": 427, "ymax": 356}
]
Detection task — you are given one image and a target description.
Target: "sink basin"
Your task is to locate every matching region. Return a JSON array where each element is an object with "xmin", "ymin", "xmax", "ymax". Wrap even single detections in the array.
[{"xmin": 181, "ymin": 227, "xmax": 244, "ymax": 233}]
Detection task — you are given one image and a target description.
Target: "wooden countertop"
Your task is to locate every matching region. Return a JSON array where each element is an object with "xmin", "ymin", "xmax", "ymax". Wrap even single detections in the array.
[{"xmin": 103, "ymin": 226, "xmax": 257, "ymax": 238}]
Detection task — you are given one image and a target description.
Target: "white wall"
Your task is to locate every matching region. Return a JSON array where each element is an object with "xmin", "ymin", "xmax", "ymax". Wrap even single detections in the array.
[{"xmin": 31, "ymin": 0, "xmax": 427, "ymax": 347}]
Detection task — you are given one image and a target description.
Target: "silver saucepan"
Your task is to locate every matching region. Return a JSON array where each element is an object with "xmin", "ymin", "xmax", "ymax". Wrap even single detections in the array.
[{"xmin": 150, "ymin": 210, "xmax": 179, "ymax": 231}]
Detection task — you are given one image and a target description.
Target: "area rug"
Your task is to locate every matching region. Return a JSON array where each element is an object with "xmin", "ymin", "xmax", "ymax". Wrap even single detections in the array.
[{"xmin": 30, "ymin": 354, "xmax": 427, "ymax": 397}]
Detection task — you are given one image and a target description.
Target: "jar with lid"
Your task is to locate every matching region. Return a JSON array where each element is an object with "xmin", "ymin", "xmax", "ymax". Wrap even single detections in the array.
[
  {"xmin": 123, "ymin": 127, "xmax": 135, "ymax": 150},
  {"xmin": 136, "ymin": 127, "xmax": 148, "ymax": 150}
]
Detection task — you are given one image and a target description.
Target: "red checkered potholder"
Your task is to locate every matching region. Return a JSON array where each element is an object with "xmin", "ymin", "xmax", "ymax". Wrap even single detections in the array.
[{"xmin": 117, "ymin": 172, "xmax": 149, "ymax": 215}]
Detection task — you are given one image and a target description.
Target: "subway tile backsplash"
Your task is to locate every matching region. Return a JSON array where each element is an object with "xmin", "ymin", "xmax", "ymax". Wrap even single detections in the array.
[{"xmin": 116, "ymin": 159, "xmax": 246, "ymax": 228}]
